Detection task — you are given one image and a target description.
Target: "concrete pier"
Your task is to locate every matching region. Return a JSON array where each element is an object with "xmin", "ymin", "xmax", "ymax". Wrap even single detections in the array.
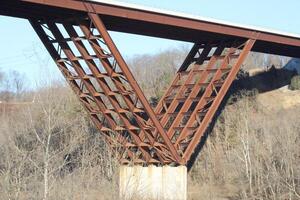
[{"xmin": 119, "ymin": 165, "xmax": 187, "ymax": 200}]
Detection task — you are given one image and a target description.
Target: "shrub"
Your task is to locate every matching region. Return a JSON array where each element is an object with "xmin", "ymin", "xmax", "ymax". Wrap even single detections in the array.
[{"xmin": 289, "ymin": 75, "xmax": 300, "ymax": 90}]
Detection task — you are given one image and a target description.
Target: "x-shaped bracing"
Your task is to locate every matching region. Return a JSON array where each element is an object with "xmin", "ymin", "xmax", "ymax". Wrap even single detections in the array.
[{"xmin": 30, "ymin": 10, "xmax": 257, "ymax": 165}]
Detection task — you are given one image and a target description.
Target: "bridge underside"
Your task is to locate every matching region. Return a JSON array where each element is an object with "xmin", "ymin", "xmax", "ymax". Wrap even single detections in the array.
[
  {"xmin": 1, "ymin": 0, "xmax": 299, "ymax": 165},
  {"xmin": 30, "ymin": 14, "xmax": 255, "ymax": 165}
]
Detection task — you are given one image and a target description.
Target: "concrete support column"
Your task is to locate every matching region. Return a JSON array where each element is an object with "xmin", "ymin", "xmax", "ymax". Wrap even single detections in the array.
[{"xmin": 119, "ymin": 165, "xmax": 187, "ymax": 200}]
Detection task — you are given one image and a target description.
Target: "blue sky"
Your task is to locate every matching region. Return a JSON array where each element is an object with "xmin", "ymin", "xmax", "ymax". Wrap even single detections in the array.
[{"xmin": 1, "ymin": 0, "xmax": 300, "ymax": 88}]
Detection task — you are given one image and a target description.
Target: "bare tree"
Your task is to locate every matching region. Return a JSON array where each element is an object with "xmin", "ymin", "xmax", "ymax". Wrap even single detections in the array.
[
  {"xmin": 0, "ymin": 70, "xmax": 27, "ymax": 102},
  {"xmin": 0, "ymin": 46, "xmax": 299, "ymax": 200},
  {"xmin": 10, "ymin": 70, "xmax": 26, "ymax": 97}
]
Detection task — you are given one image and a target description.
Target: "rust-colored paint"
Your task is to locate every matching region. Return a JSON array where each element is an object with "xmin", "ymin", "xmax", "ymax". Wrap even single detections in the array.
[
  {"xmin": 0, "ymin": 0, "xmax": 273, "ymax": 165},
  {"xmin": 2, "ymin": 0, "xmax": 299, "ymax": 57},
  {"xmin": 182, "ymin": 39, "xmax": 256, "ymax": 161}
]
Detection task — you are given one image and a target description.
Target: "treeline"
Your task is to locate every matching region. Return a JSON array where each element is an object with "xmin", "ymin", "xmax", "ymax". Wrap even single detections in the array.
[{"xmin": 0, "ymin": 47, "xmax": 299, "ymax": 199}]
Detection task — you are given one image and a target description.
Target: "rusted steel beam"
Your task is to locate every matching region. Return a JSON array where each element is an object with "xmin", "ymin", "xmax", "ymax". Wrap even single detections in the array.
[
  {"xmin": 19, "ymin": 0, "xmax": 300, "ymax": 50},
  {"xmin": 151, "ymin": 44, "xmax": 205, "ymax": 138},
  {"xmin": 60, "ymin": 22, "xmax": 161, "ymax": 163},
  {"xmin": 167, "ymin": 42, "xmax": 229, "ymax": 142},
  {"xmin": 157, "ymin": 44, "xmax": 213, "ymax": 133},
  {"xmin": 48, "ymin": 21, "xmax": 153, "ymax": 162},
  {"xmin": 26, "ymin": 1, "xmax": 259, "ymax": 165},
  {"xmin": 170, "ymin": 46, "xmax": 238, "ymax": 146},
  {"xmin": 87, "ymin": 12, "xmax": 183, "ymax": 164},
  {"xmin": 69, "ymin": 21, "xmax": 168, "ymax": 163},
  {"xmin": 30, "ymin": 12, "xmax": 184, "ymax": 164},
  {"xmin": 158, "ymin": 43, "xmax": 206, "ymax": 112},
  {"xmin": 29, "ymin": 19, "xmax": 137, "ymax": 163},
  {"xmin": 178, "ymin": 43, "xmax": 204, "ymax": 72},
  {"xmin": 1, "ymin": 1, "xmax": 300, "ymax": 57},
  {"xmin": 182, "ymin": 39, "xmax": 256, "ymax": 162}
]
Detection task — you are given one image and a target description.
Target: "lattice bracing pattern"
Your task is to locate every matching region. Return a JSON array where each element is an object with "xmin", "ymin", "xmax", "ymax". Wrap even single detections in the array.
[
  {"xmin": 155, "ymin": 39, "xmax": 256, "ymax": 162},
  {"xmin": 30, "ymin": 15, "xmax": 182, "ymax": 165},
  {"xmin": 29, "ymin": 9, "xmax": 256, "ymax": 165}
]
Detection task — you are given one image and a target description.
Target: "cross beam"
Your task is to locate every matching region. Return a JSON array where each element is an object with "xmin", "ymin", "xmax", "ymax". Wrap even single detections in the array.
[{"xmin": 28, "ymin": 6, "xmax": 256, "ymax": 165}]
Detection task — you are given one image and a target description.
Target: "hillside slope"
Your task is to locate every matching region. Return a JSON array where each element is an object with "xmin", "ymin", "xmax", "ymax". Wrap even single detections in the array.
[
  {"xmin": 189, "ymin": 86, "xmax": 300, "ymax": 200},
  {"xmin": 257, "ymin": 86, "xmax": 300, "ymax": 112}
]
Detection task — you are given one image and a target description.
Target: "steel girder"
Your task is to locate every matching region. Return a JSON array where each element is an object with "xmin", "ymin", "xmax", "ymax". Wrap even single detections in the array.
[{"xmin": 29, "ymin": 7, "xmax": 256, "ymax": 165}]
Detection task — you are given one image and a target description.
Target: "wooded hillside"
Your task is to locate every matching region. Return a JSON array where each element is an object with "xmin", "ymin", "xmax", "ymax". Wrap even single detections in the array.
[{"xmin": 0, "ymin": 48, "xmax": 299, "ymax": 200}]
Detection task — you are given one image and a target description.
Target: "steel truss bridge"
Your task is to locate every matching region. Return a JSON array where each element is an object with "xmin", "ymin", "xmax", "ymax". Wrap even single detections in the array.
[{"xmin": 2, "ymin": 0, "xmax": 300, "ymax": 165}]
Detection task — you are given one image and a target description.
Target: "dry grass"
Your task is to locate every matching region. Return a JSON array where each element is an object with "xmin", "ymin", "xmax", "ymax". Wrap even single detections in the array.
[
  {"xmin": 0, "ymin": 85, "xmax": 120, "ymax": 200},
  {"xmin": 0, "ymin": 49, "xmax": 298, "ymax": 199},
  {"xmin": 189, "ymin": 93, "xmax": 300, "ymax": 200},
  {"xmin": 1, "ymin": 85, "xmax": 299, "ymax": 200}
]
